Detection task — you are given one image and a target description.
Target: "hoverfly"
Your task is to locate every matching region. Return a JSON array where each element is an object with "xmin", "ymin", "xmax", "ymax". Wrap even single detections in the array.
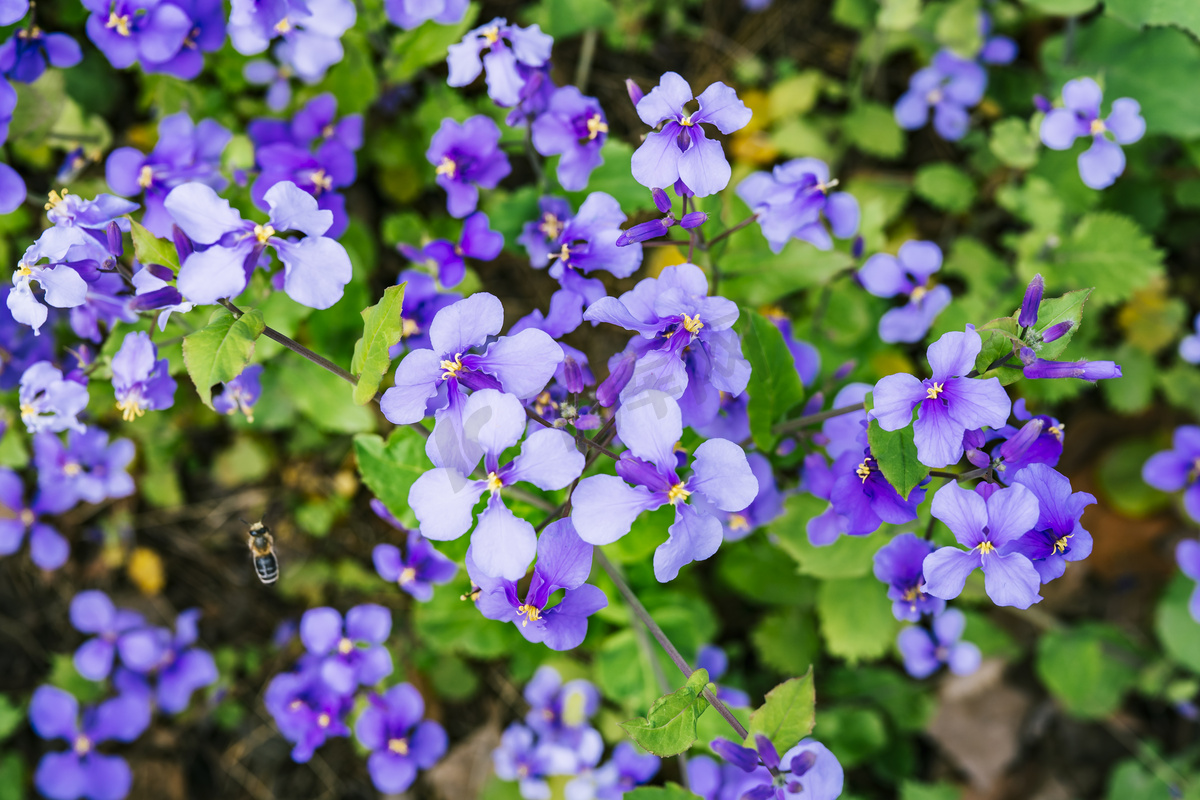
[{"xmin": 246, "ymin": 521, "xmax": 279, "ymax": 585}]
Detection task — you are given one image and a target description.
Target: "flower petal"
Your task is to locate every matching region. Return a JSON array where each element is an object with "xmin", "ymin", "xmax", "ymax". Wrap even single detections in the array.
[
  {"xmin": 470, "ymin": 497, "xmax": 537, "ymax": 580},
  {"xmin": 981, "ymin": 551, "xmax": 1043, "ymax": 608},
  {"xmin": 570, "ymin": 475, "xmax": 660, "ymax": 545},
  {"xmin": 617, "ymin": 389, "xmax": 682, "ymax": 468},
  {"xmin": 689, "ymin": 438, "xmax": 758, "ymax": 511},
  {"xmin": 921, "ymin": 546, "xmax": 981, "ymax": 601},
  {"xmin": 654, "ymin": 502, "xmax": 722, "ymax": 582},
  {"xmin": 408, "ymin": 467, "xmax": 484, "ymax": 541}
]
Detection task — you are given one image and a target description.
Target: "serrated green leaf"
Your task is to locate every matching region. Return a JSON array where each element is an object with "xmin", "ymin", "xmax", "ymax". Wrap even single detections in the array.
[
  {"xmin": 181, "ymin": 308, "xmax": 265, "ymax": 408},
  {"xmin": 353, "ymin": 427, "xmax": 429, "ymax": 528},
  {"xmin": 868, "ymin": 419, "xmax": 928, "ymax": 499},
  {"xmin": 130, "ymin": 219, "xmax": 179, "ymax": 272},
  {"xmin": 989, "ymin": 118, "xmax": 1040, "ymax": 169},
  {"xmin": 974, "ymin": 317, "xmax": 1024, "ymax": 385},
  {"xmin": 1047, "ymin": 212, "xmax": 1163, "ymax": 307},
  {"xmin": 626, "ymin": 785, "xmax": 702, "ymax": 800},
  {"xmin": 1030, "ymin": 288, "xmax": 1091, "ymax": 361},
  {"xmin": 1106, "ymin": 0, "xmax": 1200, "ymax": 37},
  {"xmin": 1156, "ymin": 573, "xmax": 1200, "ymax": 674},
  {"xmin": 914, "ymin": 163, "xmax": 976, "ymax": 213},
  {"xmin": 737, "ymin": 310, "xmax": 805, "ymax": 451},
  {"xmin": 844, "ymin": 103, "xmax": 905, "ymax": 160},
  {"xmin": 1036, "ymin": 624, "xmax": 1140, "ymax": 717},
  {"xmin": 745, "ymin": 667, "xmax": 816, "ymax": 754},
  {"xmin": 935, "ymin": 0, "xmax": 983, "ymax": 57},
  {"xmin": 1024, "ymin": 0, "xmax": 1097, "ymax": 13},
  {"xmin": 351, "ymin": 282, "xmax": 406, "ymax": 405},
  {"xmin": 816, "ymin": 576, "xmax": 898, "ymax": 664},
  {"xmin": 771, "ymin": 493, "xmax": 884, "ymax": 579},
  {"xmin": 619, "ymin": 669, "xmax": 710, "ymax": 756}
]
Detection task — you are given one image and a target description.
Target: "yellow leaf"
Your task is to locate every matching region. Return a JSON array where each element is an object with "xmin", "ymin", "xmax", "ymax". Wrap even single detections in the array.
[{"xmin": 127, "ymin": 547, "xmax": 166, "ymax": 596}]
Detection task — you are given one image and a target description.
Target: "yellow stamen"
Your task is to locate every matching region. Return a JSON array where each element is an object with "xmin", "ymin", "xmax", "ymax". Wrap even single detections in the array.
[
  {"xmin": 317, "ymin": 713, "xmax": 331, "ymax": 728},
  {"xmin": 486, "ymin": 472, "xmax": 503, "ymax": 494},
  {"xmin": 19, "ymin": 402, "xmax": 36, "ymax": 419},
  {"xmin": 73, "ymin": 735, "xmax": 92, "ymax": 756},
  {"xmin": 44, "ymin": 189, "xmax": 68, "ymax": 211},
  {"xmin": 1090, "ymin": 118, "xmax": 1106, "ymax": 136},
  {"xmin": 910, "ymin": 285, "xmax": 928, "ymax": 303},
  {"xmin": 337, "ymin": 637, "xmax": 354, "ymax": 655},
  {"xmin": 311, "ymin": 169, "xmax": 333, "ymax": 194},
  {"xmin": 518, "ymin": 604, "xmax": 542, "ymax": 626},
  {"xmin": 926, "ymin": 382, "xmax": 945, "ymax": 400},
  {"xmin": 1048, "ymin": 424, "xmax": 1064, "ymax": 440},
  {"xmin": 63, "ymin": 462, "xmax": 82, "ymax": 477},
  {"xmin": 401, "ymin": 318, "xmax": 420, "ymax": 338},
  {"xmin": 16, "ymin": 264, "xmax": 32, "ymax": 279},
  {"xmin": 534, "ymin": 391, "xmax": 556, "ymax": 415},
  {"xmin": 760, "ymin": 305, "xmax": 785, "ymax": 320},
  {"xmin": 105, "ymin": 11, "xmax": 131, "ymax": 36},
  {"xmin": 728, "ymin": 513, "xmax": 749, "ymax": 531},
  {"xmin": 482, "ymin": 25, "xmax": 500, "ymax": 44},
  {"xmin": 538, "ymin": 213, "xmax": 563, "ymax": 240},
  {"xmin": 137, "ymin": 165, "xmax": 154, "ymax": 188},
  {"xmin": 1052, "ymin": 534, "xmax": 1071, "ymax": 554},
  {"xmin": 555, "ymin": 243, "xmax": 571, "ymax": 264},
  {"xmin": 439, "ymin": 354, "xmax": 464, "ymax": 380},
  {"xmin": 679, "ymin": 115, "xmax": 695, "ymax": 127},
  {"xmin": 667, "ymin": 482, "xmax": 691, "ymax": 505},
  {"xmin": 289, "ymin": 700, "xmax": 304, "ymax": 711},
  {"xmin": 274, "ymin": 17, "xmax": 292, "ymax": 34},
  {"xmin": 20, "ymin": 509, "xmax": 35, "ymax": 526},
  {"xmin": 388, "ymin": 738, "xmax": 409, "ymax": 755},
  {"xmin": 926, "ymin": 88, "xmax": 944, "ymax": 105},
  {"xmin": 856, "ymin": 460, "xmax": 872, "ymax": 483},
  {"xmin": 435, "ymin": 157, "xmax": 457, "ymax": 178},
  {"xmin": 682, "ymin": 314, "xmax": 704, "ymax": 334},
  {"xmin": 977, "ymin": 541, "xmax": 996, "ymax": 555},
  {"xmin": 399, "ymin": 566, "xmax": 417, "ymax": 585},
  {"xmin": 253, "ymin": 224, "xmax": 275, "ymax": 244},
  {"xmin": 322, "ymin": 124, "xmax": 335, "ymax": 139},
  {"xmin": 116, "ymin": 396, "xmax": 145, "ymax": 422},
  {"xmin": 585, "ymin": 114, "xmax": 608, "ymax": 140},
  {"xmin": 461, "ymin": 586, "xmax": 481, "ymax": 602},
  {"xmin": 814, "ymin": 178, "xmax": 840, "ymax": 194}
]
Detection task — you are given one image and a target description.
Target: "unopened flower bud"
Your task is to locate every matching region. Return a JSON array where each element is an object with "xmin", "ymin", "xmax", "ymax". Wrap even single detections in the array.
[
  {"xmin": 1041, "ymin": 320, "xmax": 1073, "ymax": 343},
  {"xmin": 1019, "ymin": 274, "xmax": 1044, "ymax": 327},
  {"xmin": 651, "ymin": 187, "xmax": 672, "ymax": 214},
  {"xmin": 998, "ymin": 418, "xmax": 1044, "ymax": 464},
  {"xmin": 680, "ymin": 211, "xmax": 708, "ymax": 228},
  {"xmin": 625, "ymin": 78, "xmax": 644, "ymax": 107}
]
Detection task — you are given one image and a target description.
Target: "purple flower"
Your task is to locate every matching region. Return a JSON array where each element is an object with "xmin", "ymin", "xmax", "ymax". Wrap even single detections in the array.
[
  {"xmin": 571, "ymin": 390, "xmax": 758, "ymax": 581},
  {"xmin": 385, "ymin": 0, "xmax": 468, "ymax": 29},
  {"xmin": 695, "ymin": 644, "xmax": 750, "ymax": 707},
  {"xmin": 531, "ymin": 87, "xmax": 608, "ymax": 191},
  {"xmin": 1004, "ymin": 463, "xmax": 1095, "ymax": 583},
  {"xmin": 19, "ymin": 361, "xmax": 88, "ymax": 434},
  {"xmin": 69, "ymin": 590, "xmax": 146, "ymax": 680},
  {"xmin": 212, "ymin": 363, "xmax": 264, "ymax": 421},
  {"xmin": 34, "ymin": 427, "xmax": 135, "ymax": 511},
  {"xmin": 131, "ymin": 262, "xmax": 193, "ymax": 331},
  {"xmin": 894, "ymin": 50, "xmax": 987, "ymax": 141},
  {"xmin": 426, "ymin": 116, "xmax": 512, "ymax": 218},
  {"xmin": 229, "ymin": 0, "xmax": 357, "ymax": 82},
  {"xmin": 165, "ymin": 180, "xmax": 352, "ymax": 308},
  {"xmin": 1040, "ymin": 77, "xmax": 1145, "ymax": 190},
  {"xmin": 0, "ymin": 1, "xmax": 27, "ymax": 26},
  {"xmin": 522, "ymin": 666, "xmax": 603, "ymax": 764},
  {"xmin": 688, "ymin": 755, "xmax": 769, "ymax": 800},
  {"xmin": 979, "ymin": 12, "xmax": 1017, "ymax": 65},
  {"xmin": 0, "ymin": 287, "xmax": 56, "ymax": 389},
  {"xmin": 509, "ymin": 289, "xmax": 594, "ymax": 399},
  {"xmin": 991, "ymin": 399, "xmax": 1064, "ymax": 477},
  {"xmin": 1176, "ymin": 539, "xmax": 1200, "ymax": 623},
  {"xmin": 923, "ymin": 481, "xmax": 1043, "ymax": 609},
  {"xmin": 392, "ymin": 269, "xmax": 461, "ymax": 355},
  {"xmin": 858, "ymin": 241, "xmax": 951, "ymax": 343},
  {"xmin": 354, "ymin": 683, "xmax": 448, "ymax": 794},
  {"xmin": 0, "ymin": 25, "xmax": 82, "ymax": 83},
  {"xmin": 517, "ymin": 194, "xmax": 643, "ymax": 304},
  {"xmin": 821, "ymin": 435, "xmax": 927, "ymax": 541},
  {"xmin": 114, "ymin": 609, "xmax": 218, "ymax": 713},
  {"xmin": 141, "ymin": 0, "xmax": 226, "ymax": 79},
  {"xmin": 10, "ymin": 251, "xmax": 90, "ymax": 337},
  {"xmin": 615, "ymin": 188, "xmax": 708, "ymax": 247},
  {"xmin": 446, "ymin": 17, "xmax": 553, "ymax": 107},
  {"xmin": 630, "ymin": 72, "xmax": 751, "ymax": 197},
  {"xmin": 111, "ymin": 332, "xmax": 177, "ymax": 422},
  {"xmin": 493, "ymin": 723, "xmax": 578, "ymax": 798},
  {"xmin": 70, "ymin": 272, "xmax": 138, "ymax": 344},
  {"xmin": 713, "ymin": 735, "xmax": 844, "ymax": 800},
  {"xmin": 0, "ymin": 467, "xmax": 70, "ymax": 570},
  {"xmin": 249, "ymin": 91, "xmax": 363, "ymax": 152},
  {"xmin": 897, "ymin": 608, "xmax": 982, "ymax": 679},
  {"xmin": 370, "ymin": 500, "xmax": 457, "ymax": 601},
  {"xmin": 299, "ymin": 604, "xmax": 393, "ymax": 695},
  {"xmin": 243, "ymin": 58, "xmax": 292, "ymax": 111},
  {"xmin": 106, "ymin": 112, "xmax": 230, "ymax": 236},
  {"xmin": 467, "ymin": 519, "xmax": 607, "ymax": 650},
  {"xmin": 1143, "ymin": 426, "xmax": 1200, "ymax": 524},
  {"xmin": 264, "ymin": 663, "xmax": 353, "ymax": 762},
  {"xmin": 705, "ymin": 452, "xmax": 784, "ymax": 543},
  {"xmin": 82, "ymin": 0, "xmax": 192, "ymax": 70},
  {"xmin": 568, "ymin": 742, "xmax": 660, "ymax": 800},
  {"xmin": 379, "ymin": 292, "xmax": 563, "ymax": 474},
  {"xmin": 736, "ymin": 158, "xmax": 860, "ymax": 253},
  {"xmin": 410, "ymin": 389, "xmax": 583, "ymax": 579},
  {"xmin": 872, "ymin": 326, "xmax": 1012, "ymax": 468},
  {"xmin": 586, "ymin": 264, "xmax": 748, "ymax": 405},
  {"xmin": 873, "ymin": 532, "xmax": 945, "ymax": 622},
  {"xmin": 30, "ymin": 686, "xmax": 150, "ymax": 800},
  {"xmin": 399, "ymin": 211, "xmax": 503, "ymax": 289},
  {"xmin": 1181, "ymin": 314, "xmax": 1200, "ymax": 364}
]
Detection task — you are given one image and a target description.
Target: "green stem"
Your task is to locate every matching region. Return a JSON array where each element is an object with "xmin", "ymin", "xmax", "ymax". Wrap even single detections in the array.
[{"xmin": 771, "ymin": 401, "xmax": 865, "ymax": 435}]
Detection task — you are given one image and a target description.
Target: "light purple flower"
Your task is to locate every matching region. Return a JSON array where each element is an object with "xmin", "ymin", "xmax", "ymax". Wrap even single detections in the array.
[
  {"xmin": 111, "ymin": 332, "xmax": 177, "ymax": 422},
  {"xmin": 212, "ymin": 364, "xmax": 264, "ymax": 421},
  {"xmin": 1005, "ymin": 463, "xmax": 1095, "ymax": 583},
  {"xmin": 0, "ymin": 25, "xmax": 82, "ymax": 83},
  {"xmin": 69, "ymin": 590, "xmax": 146, "ymax": 681},
  {"xmin": 398, "ymin": 211, "xmax": 503, "ymax": 289},
  {"xmin": 522, "ymin": 666, "xmax": 603, "ymax": 765},
  {"xmin": 630, "ymin": 71, "xmax": 751, "ymax": 197},
  {"xmin": 736, "ymin": 158, "xmax": 859, "ymax": 253},
  {"xmin": 426, "ymin": 116, "xmax": 512, "ymax": 218},
  {"xmin": 712, "ymin": 735, "xmax": 844, "ymax": 800},
  {"xmin": 34, "ymin": 428, "xmax": 135, "ymax": 511},
  {"xmin": 370, "ymin": 500, "xmax": 457, "ymax": 601},
  {"xmin": 923, "ymin": 481, "xmax": 1043, "ymax": 609},
  {"xmin": 1022, "ymin": 357, "xmax": 1122, "ymax": 381},
  {"xmin": 165, "ymin": 180, "xmax": 352, "ymax": 308},
  {"xmin": 571, "ymin": 390, "xmax": 758, "ymax": 581},
  {"xmin": 0, "ymin": 466, "xmax": 70, "ymax": 569},
  {"xmin": 872, "ymin": 326, "xmax": 1011, "ymax": 468},
  {"xmin": 30, "ymin": 685, "xmax": 150, "ymax": 800},
  {"xmin": 1181, "ymin": 313, "xmax": 1200, "ymax": 365},
  {"xmin": 688, "ymin": 755, "xmax": 769, "ymax": 800},
  {"xmin": 243, "ymin": 58, "xmax": 293, "ymax": 111},
  {"xmin": 493, "ymin": 723, "xmax": 578, "ymax": 799},
  {"xmin": 19, "ymin": 361, "xmax": 88, "ymax": 434},
  {"xmin": 1143, "ymin": 426, "xmax": 1200, "ymax": 524},
  {"xmin": 1040, "ymin": 77, "xmax": 1145, "ymax": 190},
  {"xmin": 228, "ymin": 0, "xmax": 356, "ymax": 82},
  {"xmin": 263, "ymin": 663, "xmax": 353, "ymax": 762},
  {"xmin": 385, "ymin": 0, "xmax": 468, "ymax": 29},
  {"xmin": 0, "ymin": 0, "xmax": 27, "ymax": 26},
  {"xmin": 355, "ymin": 684, "xmax": 448, "ymax": 794},
  {"xmin": 446, "ymin": 17, "xmax": 553, "ymax": 107},
  {"xmin": 858, "ymin": 240, "xmax": 951, "ymax": 343},
  {"xmin": 1176, "ymin": 539, "xmax": 1200, "ymax": 623},
  {"xmin": 567, "ymin": 742, "xmax": 660, "ymax": 800},
  {"xmin": 409, "ymin": 388, "xmax": 582, "ymax": 579},
  {"xmin": 10, "ymin": 249, "xmax": 90, "ymax": 337},
  {"xmin": 299, "ymin": 604, "xmax": 394, "ymax": 695},
  {"xmin": 897, "ymin": 608, "xmax": 982, "ymax": 679},
  {"xmin": 894, "ymin": 50, "xmax": 987, "ymax": 141},
  {"xmin": 873, "ymin": 532, "xmax": 945, "ymax": 622},
  {"xmin": 82, "ymin": 0, "xmax": 192, "ymax": 70},
  {"xmin": 114, "ymin": 609, "xmax": 218, "ymax": 713},
  {"xmin": 531, "ymin": 87, "xmax": 608, "ymax": 191}
]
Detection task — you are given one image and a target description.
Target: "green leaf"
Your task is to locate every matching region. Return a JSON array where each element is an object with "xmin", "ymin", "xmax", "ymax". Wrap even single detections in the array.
[
  {"xmin": 351, "ymin": 283, "xmax": 406, "ymax": 405},
  {"xmin": 752, "ymin": 607, "xmax": 820, "ymax": 675},
  {"xmin": 0, "ymin": 696, "xmax": 22, "ymax": 742},
  {"xmin": 1030, "ymin": 288, "xmax": 1091, "ymax": 361},
  {"xmin": 935, "ymin": 0, "xmax": 983, "ymax": 57},
  {"xmin": 815, "ymin": 705, "xmax": 888, "ymax": 766},
  {"xmin": 619, "ymin": 669, "xmax": 711, "ymax": 756},
  {"xmin": 413, "ymin": 583, "xmax": 522, "ymax": 659},
  {"xmin": 1105, "ymin": 760, "xmax": 1175, "ymax": 800},
  {"xmin": 1036, "ymin": 624, "xmax": 1140, "ymax": 718},
  {"xmin": 129, "ymin": 219, "xmax": 179, "ymax": 272},
  {"xmin": 1023, "ymin": 0, "xmax": 1097, "ymax": 13},
  {"xmin": 1097, "ymin": 439, "xmax": 1171, "ymax": 518},
  {"xmin": 387, "ymin": 6, "xmax": 480, "ymax": 82},
  {"xmin": 626, "ymin": 785, "xmax": 702, "ymax": 800},
  {"xmin": 771, "ymin": 493, "xmax": 883, "ymax": 579},
  {"xmin": 745, "ymin": 668, "xmax": 816, "ymax": 754},
  {"xmin": 1106, "ymin": 0, "xmax": 1200, "ymax": 38},
  {"xmin": 877, "ymin": 0, "xmax": 921, "ymax": 30},
  {"xmin": 914, "ymin": 163, "xmax": 976, "ymax": 213},
  {"xmin": 843, "ymin": 103, "xmax": 905, "ymax": 160},
  {"xmin": 816, "ymin": 576, "xmax": 898, "ymax": 664},
  {"xmin": 1156, "ymin": 573, "xmax": 1200, "ymax": 674},
  {"xmin": 989, "ymin": 118, "xmax": 1040, "ymax": 169},
  {"xmin": 280, "ymin": 364, "xmax": 375, "ymax": 434},
  {"xmin": 1100, "ymin": 343, "xmax": 1154, "ymax": 414},
  {"xmin": 1047, "ymin": 212, "xmax": 1164, "ymax": 308},
  {"xmin": 868, "ymin": 419, "xmax": 928, "ymax": 499},
  {"xmin": 901, "ymin": 781, "xmax": 962, "ymax": 800},
  {"xmin": 526, "ymin": 0, "xmax": 616, "ymax": 38},
  {"xmin": 182, "ymin": 308, "xmax": 265, "ymax": 408},
  {"xmin": 736, "ymin": 310, "xmax": 805, "ymax": 451},
  {"xmin": 973, "ymin": 319, "xmax": 1024, "ymax": 386},
  {"xmin": 0, "ymin": 752, "xmax": 24, "ymax": 800},
  {"xmin": 353, "ymin": 427, "xmax": 429, "ymax": 528}
]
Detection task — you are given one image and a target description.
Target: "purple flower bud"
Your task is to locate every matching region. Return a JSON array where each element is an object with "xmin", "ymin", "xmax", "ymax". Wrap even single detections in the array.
[
  {"xmin": 1024, "ymin": 359, "xmax": 1123, "ymax": 381},
  {"xmin": 626, "ymin": 78, "xmax": 644, "ymax": 107},
  {"xmin": 680, "ymin": 211, "xmax": 708, "ymax": 229},
  {"xmin": 562, "ymin": 356, "xmax": 585, "ymax": 394},
  {"xmin": 998, "ymin": 418, "xmax": 1043, "ymax": 464},
  {"xmin": 596, "ymin": 352, "xmax": 636, "ymax": 407},
  {"xmin": 754, "ymin": 734, "xmax": 780, "ymax": 770},
  {"xmin": 171, "ymin": 224, "xmax": 193, "ymax": 262},
  {"xmin": 651, "ymin": 187, "xmax": 672, "ymax": 214},
  {"xmin": 711, "ymin": 738, "xmax": 759, "ymax": 772},
  {"xmin": 852, "ymin": 235, "xmax": 865, "ymax": 259},
  {"xmin": 1019, "ymin": 346, "xmax": 1037, "ymax": 366},
  {"xmin": 105, "ymin": 221, "xmax": 123, "ymax": 257},
  {"xmin": 1019, "ymin": 274, "xmax": 1044, "ymax": 327},
  {"xmin": 833, "ymin": 360, "xmax": 856, "ymax": 381},
  {"xmin": 1041, "ymin": 321, "xmax": 1073, "ymax": 343},
  {"xmin": 1033, "ymin": 94, "xmax": 1053, "ymax": 113},
  {"xmin": 789, "ymin": 749, "xmax": 818, "ymax": 776},
  {"xmin": 616, "ymin": 218, "xmax": 673, "ymax": 247}
]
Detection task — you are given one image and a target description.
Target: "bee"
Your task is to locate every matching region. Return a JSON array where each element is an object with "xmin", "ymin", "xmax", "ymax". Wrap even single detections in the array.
[{"xmin": 246, "ymin": 521, "xmax": 279, "ymax": 585}]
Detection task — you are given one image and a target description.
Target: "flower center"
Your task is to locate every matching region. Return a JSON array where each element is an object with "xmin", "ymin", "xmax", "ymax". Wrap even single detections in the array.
[
  {"xmin": 856, "ymin": 459, "xmax": 872, "ymax": 482},
  {"xmin": 1048, "ymin": 424, "xmax": 1064, "ymax": 440},
  {"xmin": 814, "ymin": 178, "xmax": 840, "ymax": 194},
  {"xmin": 20, "ymin": 508, "xmax": 35, "ymax": 526},
  {"xmin": 518, "ymin": 604, "xmax": 542, "ymax": 626},
  {"xmin": 728, "ymin": 513, "xmax": 749, "ymax": 531},
  {"xmin": 1052, "ymin": 533, "xmax": 1072, "ymax": 554},
  {"xmin": 401, "ymin": 318, "xmax": 420, "ymax": 338},
  {"xmin": 435, "ymin": 157, "xmax": 457, "ymax": 178},
  {"xmin": 311, "ymin": 169, "xmax": 333, "ymax": 194},
  {"xmin": 901, "ymin": 585, "xmax": 924, "ymax": 608},
  {"xmin": 16, "ymin": 265, "xmax": 32, "ymax": 279},
  {"xmin": 274, "ymin": 17, "xmax": 292, "ymax": 34},
  {"xmin": 439, "ymin": 354, "xmax": 464, "ymax": 380},
  {"xmin": 289, "ymin": 699, "xmax": 304, "ymax": 711},
  {"xmin": 398, "ymin": 566, "xmax": 417, "ymax": 585},
  {"xmin": 486, "ymin": 471, "xmax": 503, "ymax": 494},
  {"xmin": 116, "ymin": 395, "xmax": 145, "ymax": 422},
  {"xmin": 667, "ymin": 482, "xmax": 691, "ymax": 505},
  {"xmin": 538, "ymin": 213, "xmax": 564, "ymax": 240},
  {"xmin": 317, "ymin": 712, "xmax": 331, "ymax": 728},
  {"xmin": 137, "ymin": 164, "xmax": 154, "ymax": 188},
  {"xmin": 73, "ymin": 735, "xmax": 92, "ymax": 756},
  {"xmin": 679, "ymin": 115, "xmax": 695, "ymax": 127},
  {"xmin": 63, "ymin": 462, "xmax": 82, "ymax": 477},
  {"xmin": 388, "ymin": 738, "xmax": 409, "ymax": 755},
  {"xmin": 337, "ymin": 637, "xmax": 354, "ymax": 655},
  {"xmin": 482, "ymin": 25, "xmax": 500, "ymax": 44},
  {"xmin": 977, "ymin": 541, "xmax": 996, "ymax": 555},
  {"xmin": 910, "ymin": 285, "xmax": 928, "ymax": 303},
  {"xmin": 535, "ymin": 391, "xmax": 556, "ymax": 415},
  {"xmin": 926, "ymin": 382, "xmax": 945, "ymax": 400},
  {"xmin": 1090, "ymin": 118, "xmax": 1107, "ymax": 136},
  {"xmin": 682, "ymin": 314, "xmax": 704, "ymax": 334},
  {"xmin": 926, "ymin": 88, "xmax": 944, "ymax": 104},
  {"xmin": 253, "ymin": 224, "xmax": 275, "ymax": 244},
  {"xmin": 19, "ymin": 402, "xmax": 36, "ymax": 419},
  {"xmin": 555, "ymin": 242, "xmax": 571, "ymax": 264},
  {"xmin": 585, "ymin": 114, "xmax": 608, "ymax": 141},
  {"xmin": 105, "ymin": 11, "xmax": 131, "ymax": 36},
  {"xmin": 44, "ymin": 188, "xmax": 68, "ymax": 211}
]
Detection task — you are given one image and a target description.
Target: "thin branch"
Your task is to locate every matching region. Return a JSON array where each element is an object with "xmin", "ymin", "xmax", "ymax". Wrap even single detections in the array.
[
  {"xmin": 771, "ymin": 401, "xmax": 865, "ymax": 435},
  {"xmin": 574, "ymin": 28, "xmax": 598, "ymax": 93},
  {"xmin": 706, "ymin": 213, "xmax": 759, "ymax": 247}
]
